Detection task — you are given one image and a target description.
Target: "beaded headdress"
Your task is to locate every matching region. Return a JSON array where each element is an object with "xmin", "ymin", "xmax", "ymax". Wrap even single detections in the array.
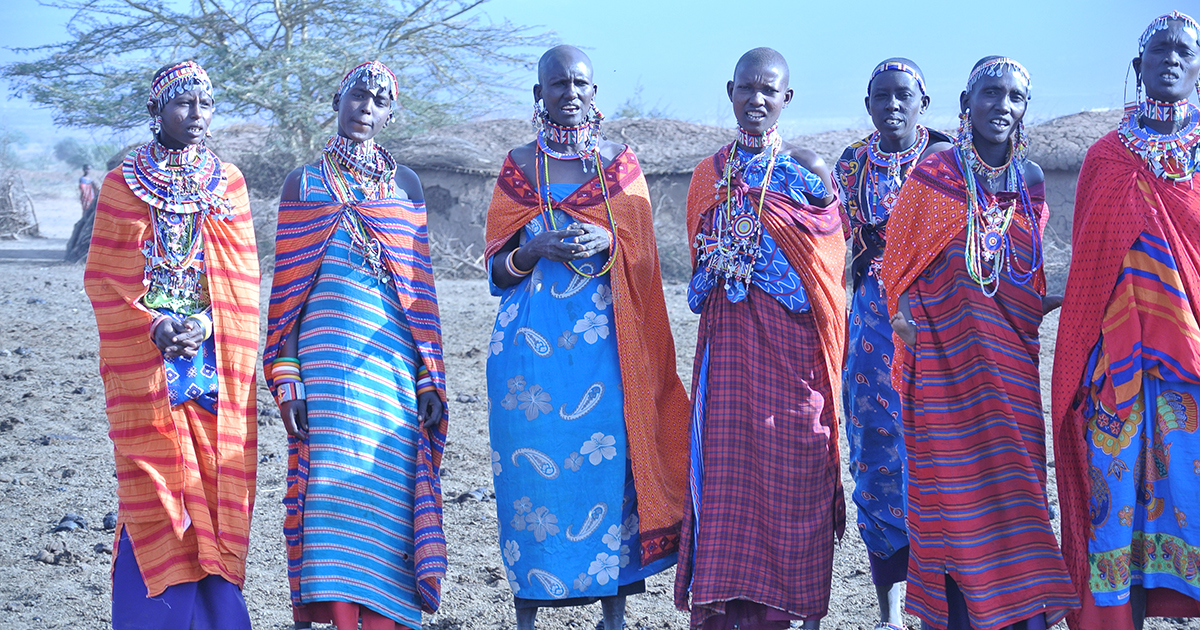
[
  {"xmin": 966, "ymin": 57, "xmax": 1031, "ymax": 97},
  {"xmin": 149, "ymin": 61, "xmax": 213, "ymax": 111},
  {"xmin": 869, "ymin": 61, "xmax": 926, "ymax": 96},
  {"xmin": 337, "ymin": 60, "xmax": 398, "ymax": 104},
  {"xmin": 1139, "ymin": 10, "xmax": 1200, "ymax": 54}
]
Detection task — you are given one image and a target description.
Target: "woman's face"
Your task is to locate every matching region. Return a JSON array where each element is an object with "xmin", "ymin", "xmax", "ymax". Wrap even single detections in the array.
[
  {"xmin": 961, "ymin": 69, "xmax": 1029, "ymax": 150},
  {"xmin": 866, "ymin": 70, "xmax": 929, "ymax": 143},
  {"xmin": 1137, "ymin": 20, "xmax": 1200, "ymax": 103},
  {"xmin": 153, "ymin": 88, "xmax": 213, "ymax": 149},
  {"xmin": 334, "ymin": 78, "xmax": 393, "ymax": 143},
  {"xmin": 535, "ymin": 57, "xmax": 596, "ymax": 129}
]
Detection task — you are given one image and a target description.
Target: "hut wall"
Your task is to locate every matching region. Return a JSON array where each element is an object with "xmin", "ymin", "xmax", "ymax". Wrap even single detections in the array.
[
  {"xmin": 415, "ymin": 168, "xmax": 698, "ymax": 283},
  {"xmin": 1043, "ymin": 168, "xmax": 1078, "ymax": 247}
]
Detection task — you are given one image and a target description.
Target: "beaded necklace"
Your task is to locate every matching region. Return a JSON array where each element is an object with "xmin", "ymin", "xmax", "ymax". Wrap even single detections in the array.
[
  {"xmin": 694, "ymin": 135, "xmax": 778, "ymax": 292},
  {"xmin": 1119, "ymin": 101, "xmax": 1200, "ymax": 183},
  {"xmin": 320, "ymin": 135, "xmax": 397, "ymax": 283},
  {"xmin": 737, "ymin": 124, "xmax": 780, "ymax": 150},
  {"xmin": 533, "ymin": 141, "xmax": 620, "ymax": 279},
  {"xmin": 863, "ymin": 125, "xmax": 929, "ymax": 222},
  {"xmin": 1141, "ymin": 97, "xmax": 1190, "ymax": 123},
  {"xmin": 124, "ymin": 142, "xmax": 228, "ymax": 214},
  {"xmin": 957, "ymin": 145, "xmax": 1041, "ymax": 297}
]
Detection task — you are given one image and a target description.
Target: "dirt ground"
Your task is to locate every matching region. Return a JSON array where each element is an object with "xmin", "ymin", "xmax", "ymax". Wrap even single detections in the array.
[{"xmin": 0, "ymin": 171, "xmax": 1195, "ymax": 629}]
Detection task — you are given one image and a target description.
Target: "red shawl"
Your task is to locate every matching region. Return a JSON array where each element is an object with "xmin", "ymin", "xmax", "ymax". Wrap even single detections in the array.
[{"xmin": 1051, "ymin": 131, "xmax": 1200, "ymax": 629}]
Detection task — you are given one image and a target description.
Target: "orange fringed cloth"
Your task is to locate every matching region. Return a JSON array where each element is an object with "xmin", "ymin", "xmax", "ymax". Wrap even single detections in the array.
[
  {"xmin": 881, "ymin": 149, "xmax": 1048, "ymax": 391},
  {"xmin": 484, "ymin": 149, "xmax": 691, "ymax": 562},
  {"xmin": 83, "ymin": 164, "xmax": 260, "ymax": 597},
  {"xmin": 685, "ymin": 147, "xmax": 848, "ymax": 419},
  {"xmin": 1051, "ymin": 132, "xmax": 1200, "ymax": 630}
]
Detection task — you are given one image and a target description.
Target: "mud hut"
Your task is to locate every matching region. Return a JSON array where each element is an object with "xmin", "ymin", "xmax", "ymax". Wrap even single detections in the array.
[
  {"xmin": 384, "ymin": 118, "xmax": 740, "ymax": 281},
  {"xmin": 1026, "ymin": 109, "xmax": 1123, "ymax": 247}
]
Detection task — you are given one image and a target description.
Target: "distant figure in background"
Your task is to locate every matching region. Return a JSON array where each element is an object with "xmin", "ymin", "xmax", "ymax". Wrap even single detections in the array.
[
  {"xmin": 834, "ymin": 58, "xmax": 951, "ymax": 630},
  {"xmin": 65, "ymin": 163, "xmax": 102, "ymax": 262},
  {"xmin": 1052, "ymin": 11, "xmax": 1200, "ymax": 630},
  {"xmin": 484, "ymin": 44, "xmax": 691, "ymax": 630},
  {"xmin": 265, "ymin": 60, "xmax": 448, "ymax": 630},
  {"xmin": 79, "ymin": 164, "xmax": 98, "ymax": 210},
  {"xmin": 881, "ymin": 56, "xmax": 1077, "ymax": 630},
  {"xmin": 83, "ymin": 60, "xmax": 260, "ymax": 629},
  {"xmin": 675, "ymin": 47, "xmax": 846, "ymax": 630}
]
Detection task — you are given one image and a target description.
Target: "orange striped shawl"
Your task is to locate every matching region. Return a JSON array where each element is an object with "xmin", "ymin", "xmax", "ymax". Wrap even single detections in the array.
[
  {"xmin": 685, "ymin": 147, "xmax": 848, "ymax": 418},
  {"xmin": 881, "ymin": 149, "xmax": 1047, "ymax": 391},
  {"xmin": 484, "ymin": 149, "xmax": 692, "ymax": 562},
  {"xmin": 84, "ymin": 163, "xmax": 260, "ymax": 596}
]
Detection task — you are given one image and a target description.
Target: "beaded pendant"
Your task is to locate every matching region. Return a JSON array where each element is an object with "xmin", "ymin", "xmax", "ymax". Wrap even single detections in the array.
[
  {"xmin": 865, "ymin": 126, "xmax": 929, "ymax": 220},
  {"xmin": 694, "ymin": 138, "xmax": 778, "ymax": 293}
]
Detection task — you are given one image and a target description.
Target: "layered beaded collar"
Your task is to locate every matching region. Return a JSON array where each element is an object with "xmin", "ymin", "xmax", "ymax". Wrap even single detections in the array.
[
  {"xmin": 321, "ymin": 134, "xmax": 398, "ymax": 202},
  {"xmin": 1119, "ymin": 101, "xmax": 1200, "ymax": 182},
  {"xmin": 122, "ymin": 141, "xmax": 229, "ymax": 215}
]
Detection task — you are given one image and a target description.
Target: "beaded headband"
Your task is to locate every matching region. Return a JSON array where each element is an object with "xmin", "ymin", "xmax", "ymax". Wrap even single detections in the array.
[
  {"xmin": 148, "ymin": 61, "xmax": 213, "ymax": 109},
  {"xmin": 1139, "ymin": 11, "xmax": 1200, "ymax": 54},
  {"xmin": 337, "ymin": 60, "xmax": 398, "ymax": 104},
  {"xmin": 869, "ymin": 61, "xmax": 926, "ymax": 96},
  {"xmin": 966, "ymin": 57, "xmax": 1031, "ymax": 97}
]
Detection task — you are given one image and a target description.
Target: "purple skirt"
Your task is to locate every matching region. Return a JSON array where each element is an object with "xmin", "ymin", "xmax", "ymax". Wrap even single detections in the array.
[{"xmin": 112, "ymin": 529, "xmax": 251, "ymax": 630}]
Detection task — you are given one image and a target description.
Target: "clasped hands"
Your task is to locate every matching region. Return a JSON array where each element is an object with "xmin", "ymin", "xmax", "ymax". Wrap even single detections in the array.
[{"xmin": 521, "ymin": 222, "xmax": 610, "ymax": 264}]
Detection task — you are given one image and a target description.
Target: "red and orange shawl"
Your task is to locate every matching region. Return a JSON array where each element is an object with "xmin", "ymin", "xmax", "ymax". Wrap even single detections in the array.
[
  {"xmin": 881, "ymin": 149, "xmax": 1048, "ymax": 391},
  {"xmin": 83, "ymin": 163, "xmax": 260, "ymax": 597},
  {"xmin": 1052, "ymin": 131, "xmax": 1200, "ymax": 629},
  {"xmin": 484, "ymin": 148, "xmax": 691, "ymax": 562},
  {"xmin": 685, "ymin": 145, "xmax": 847, "ymax": 416}
]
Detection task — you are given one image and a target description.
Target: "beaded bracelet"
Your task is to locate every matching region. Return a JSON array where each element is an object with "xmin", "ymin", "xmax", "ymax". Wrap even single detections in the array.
[
  {"xmin": 415, "ymin": 365, "xmax": 438, "ymax": 396},
  {"xmin": 149, "ymin": 313, "xmax": 172, "ymax": 341},
  {"xmin": 273, "ymin": 356, "xmax": 302, "ymax": 380},
  {"xmin": 505, "ymin": 249, "xmax": 534, "ymax": 278},
  {"xmin": 185, "ymin": 311, "xmax": 214, "ymax": 341},
  {"xmin": 275, "ymin": 381, "xmax": 306, "ymax": 405}
]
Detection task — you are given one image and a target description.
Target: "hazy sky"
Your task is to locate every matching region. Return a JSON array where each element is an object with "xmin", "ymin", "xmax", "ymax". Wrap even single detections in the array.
[{"xmin": 2, "ymin": 0, "xmax": 1198, "ymax": 147}]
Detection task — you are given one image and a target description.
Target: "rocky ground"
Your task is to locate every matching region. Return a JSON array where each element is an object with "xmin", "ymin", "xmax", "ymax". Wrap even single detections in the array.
[{"xmin": 0, "ymin": 172, "xmax": 1193, "ymax": 629}]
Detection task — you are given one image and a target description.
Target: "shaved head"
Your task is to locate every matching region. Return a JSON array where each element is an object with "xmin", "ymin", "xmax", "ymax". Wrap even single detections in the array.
[
  {"xmin": 538, "ymin": 45, "xmax": 593, "ymax": 85},
  {"xmin": 734, "ymin": 47, "xmax": 789, "ymax": 86}
]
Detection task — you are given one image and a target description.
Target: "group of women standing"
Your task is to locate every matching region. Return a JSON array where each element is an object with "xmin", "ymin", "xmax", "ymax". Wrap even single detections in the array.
[{"xmin": 82, "ymin": 8, "xmax": 1200, "ymax": 630}]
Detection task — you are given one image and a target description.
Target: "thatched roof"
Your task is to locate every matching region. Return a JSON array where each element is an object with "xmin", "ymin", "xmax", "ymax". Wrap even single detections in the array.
[
  {"xmin": 198, "ymin": 109, "xmax": 1126, "ymax": 180},
  {"xmin": 1026, "ymin": 109, "xmax": 1122, "ymax": 171},
  {"xmin": 383, "ymin": 118, "xmax": 740, "ymax": 176}
]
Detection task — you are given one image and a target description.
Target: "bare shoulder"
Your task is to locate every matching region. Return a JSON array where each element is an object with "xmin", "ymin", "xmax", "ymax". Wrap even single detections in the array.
[
  {"xmin": 1023, "ymin": 159, "xmax": 1044, "ymax": 187},
  {"xmin": 393, "ymin": 164, "xmax": 423, "ymax": 201},
  {"xmin": 599, "ymin": 139, "xmax": 627, "ymax": 162},
  {"xmin": 510, "ymin": 141, "xmax": 537, "ymax": 171},
  {"xmin": 921, "ymin": 141, "xmax": 954, "ymax": 163},
  {"xmin": 279, "ymin": 164, "xmax": 312, "ymax": 202},
  {"xmin": 783, "ymin": 143, "xmax": 831, "ymax": 177}
]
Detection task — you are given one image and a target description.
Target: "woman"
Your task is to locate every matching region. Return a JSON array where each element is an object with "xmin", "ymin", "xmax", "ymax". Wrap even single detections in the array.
[
  {"xmin": 675, "ymin": 47, "xmax": 847, "ymax": 630},
  {"xmin": 880, "ymin": 57, "xmax": 1078, "ymax": 630},
  {"xmin": 835, "ymin": 58, "xmax": 951, "ymax": 630},
  {"xmin": 265, "ymin": 60, "xmax": 449, "ymax": 630},
  {"xmin": 1053, "ymin": 11, "xmax": 1200, "ymax": 630},
  {"xmin": 84, "ymin": 60, "xmax": 260, "ymax": 629},
  {"xmin": 484, "ymin": 44, "xmax": 691, "ymax": 630}
]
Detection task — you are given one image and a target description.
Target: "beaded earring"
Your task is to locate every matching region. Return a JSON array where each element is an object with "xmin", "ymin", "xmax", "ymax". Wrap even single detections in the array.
[
  {"xmin": 531, "ymin": 100, "xmax": 547, "ymax": 133},
  {"xmin": 956, "ymin": 110, "xmax": 972, "ymax": 149},
  {"xmin": 149, "ymin": 115, "xmax": 162, "ymax": 135},
  {"xmin": 1012, "ymin": 121, "xmax": 1029, "ymax": 163}
]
